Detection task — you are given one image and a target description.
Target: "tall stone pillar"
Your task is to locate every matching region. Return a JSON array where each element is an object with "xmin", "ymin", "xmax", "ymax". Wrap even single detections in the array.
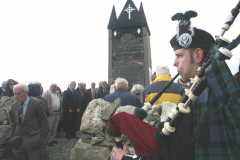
[{"xmin": 107, "ymin": 0, "xmax": 152, "ymax": 89}]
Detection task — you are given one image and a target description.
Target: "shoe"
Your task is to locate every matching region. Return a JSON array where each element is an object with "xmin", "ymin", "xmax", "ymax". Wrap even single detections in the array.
[
  {"xmin": 52, "ymin": 140, "xmax": 58, "ymax": 144},
  {"xmin": 67, "ymin": 136, "xmax": 71, "ymax": 140},
  {"xmin": 48, "ymin": 142, "xmax": 54, "ymax": 146}
]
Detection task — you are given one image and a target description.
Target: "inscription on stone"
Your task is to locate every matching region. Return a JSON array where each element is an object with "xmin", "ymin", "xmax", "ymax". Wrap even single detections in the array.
[{"xmin": 120, "ymin": 67, "xmax": 137, "ymax": 90}]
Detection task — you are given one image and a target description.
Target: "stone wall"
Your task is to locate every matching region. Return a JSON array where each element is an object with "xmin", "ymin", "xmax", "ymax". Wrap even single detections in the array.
[
  {"xmin": 0, "ymin": 97, "xmax": 15, "ymax": 125},
  {"xmin": 0, "ymin": 97, "xmax": 14, "ymax": 159}
]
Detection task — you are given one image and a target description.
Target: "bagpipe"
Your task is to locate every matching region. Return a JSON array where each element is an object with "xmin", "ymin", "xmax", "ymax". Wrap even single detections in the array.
[{"xmin": 137, "ymin": 0, "xmax": 240, "ymax": 146}]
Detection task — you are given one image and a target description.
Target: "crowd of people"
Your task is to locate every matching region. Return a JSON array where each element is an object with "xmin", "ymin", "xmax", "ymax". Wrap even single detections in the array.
[
  {"xmin": 0, "ymin": 75, "xmax": 154, "ymax": 159},
  {"xmin": 0, "ymin": 63, "xmax": 184, "ymax": 160}
]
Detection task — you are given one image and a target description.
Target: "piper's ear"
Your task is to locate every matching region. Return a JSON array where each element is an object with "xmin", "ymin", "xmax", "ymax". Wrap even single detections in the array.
[{"xmin": 194, "ymin": 48, "xmax": 204, "ymax": 64}]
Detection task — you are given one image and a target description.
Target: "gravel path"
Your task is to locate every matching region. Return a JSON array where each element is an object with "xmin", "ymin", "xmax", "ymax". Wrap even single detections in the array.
[{"xmin": 47, "ymin": 131, "xmax": 82, "ymax": 160}]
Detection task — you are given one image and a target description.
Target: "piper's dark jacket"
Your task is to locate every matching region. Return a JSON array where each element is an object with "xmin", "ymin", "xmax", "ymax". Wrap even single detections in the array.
[
  {"xmin": 122, "ymin": 104, "xmax": 194, "ymax": 160},
  {"xmin": 122, "ymin": 61, "xmax": 240, "ymax": 160}
]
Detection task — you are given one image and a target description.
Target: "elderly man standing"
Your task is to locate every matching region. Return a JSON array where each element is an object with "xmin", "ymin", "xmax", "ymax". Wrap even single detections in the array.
[
  {"xmin": 62, "ymin": 81, "xmax": 80, "ymax": 139},
  {"xmin": 104, "ymin": 78, "xmax": 141, "ymax": 108},
  {"xmin": 87, "ymin": 82, "xmax": 99, "ymax": 100},
  {"xmin": 42, "ymin": 83, "xmax": 62, "ymax": 146},
  {"xmin": 75, "ymin": 82, "xmax": 88, "ymax": 130},
  {"xmin": 10, "ymin": 84, "xmax": 48, "ymax": 160}
]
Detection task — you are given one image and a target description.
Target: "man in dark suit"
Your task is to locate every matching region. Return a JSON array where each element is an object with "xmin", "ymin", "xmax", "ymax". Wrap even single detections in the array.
[
  {"xmin": 98, "ymin": 81, "xmax": 110, "ymax": 98},
  {"xmin": 62, "ymin": 81, "xmax": 80, "ymax": 139},
  {"xmin": 103, "ymin": 78, "xmax": 142, "ymax": 108},
  {"xmin": 86, "ymin": 82, "xmax": 99, "ymax": 100},
  {"xmin": 10, "ymin": 84, "xmax": 49, "ymax": 160},
  {"xmin": 75, "ymin": 82, "xmax": 89, "ymax": 130}
]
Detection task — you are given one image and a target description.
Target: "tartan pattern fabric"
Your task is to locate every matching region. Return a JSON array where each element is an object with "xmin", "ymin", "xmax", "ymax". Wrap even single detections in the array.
[{"xmin": 193, "ymin": 59, "xmax": 240, "ymax": 160}]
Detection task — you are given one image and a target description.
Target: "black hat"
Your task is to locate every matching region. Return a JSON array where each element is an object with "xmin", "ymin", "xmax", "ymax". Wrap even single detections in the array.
[{"xmin": 170, "ymin": 11, "xmax": 215, "ymax": 51}]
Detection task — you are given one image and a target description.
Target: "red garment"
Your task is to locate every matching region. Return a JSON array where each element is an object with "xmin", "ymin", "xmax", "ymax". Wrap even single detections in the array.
[{"xmin": 108, "ymin": 112, "xmax": 162, "ymax": 156}]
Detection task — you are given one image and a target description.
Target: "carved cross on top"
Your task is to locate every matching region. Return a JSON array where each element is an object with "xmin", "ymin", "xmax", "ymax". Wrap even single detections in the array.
[{"xmin": 124, "ymin": 4, "xmax": 135, "ymax": 19}]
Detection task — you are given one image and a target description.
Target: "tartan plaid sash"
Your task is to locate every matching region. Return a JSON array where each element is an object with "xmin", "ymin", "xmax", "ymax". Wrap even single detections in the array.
[{"xmin": 193, "ymin": 59, "xmax": 240, "ymax": 160}]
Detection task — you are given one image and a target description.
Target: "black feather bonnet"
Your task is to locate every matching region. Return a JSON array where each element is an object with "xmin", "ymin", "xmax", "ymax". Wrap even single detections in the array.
[{"xmin": 170, "ymin": 10, "xmax": 215, "ymax": 51}]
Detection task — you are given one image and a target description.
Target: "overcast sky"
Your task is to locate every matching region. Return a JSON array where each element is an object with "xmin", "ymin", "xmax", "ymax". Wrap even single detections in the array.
[{"xmin": 1, "ymin": 0, "xmax": 240, "ymax": 91}]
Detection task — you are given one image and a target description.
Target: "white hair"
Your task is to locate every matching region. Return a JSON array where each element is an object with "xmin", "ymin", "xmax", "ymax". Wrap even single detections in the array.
[
  {"xmin": 77, "ymin": 82, "xmax": 84, "ymax": 86},
  {"xmin": 14, "ymin": 83, "xmax": 29, "ymax": 92},
  {"xmin": 130, "ymin": 84, "xmax": 144, "ymax": 95},
  {"xmin": 115, "ymin": 78, "xmax": 128, "ymax": 88},
  {"xmin": 109, "ymin": 84, "xmax": 116, "ymax": 94},
  {"xmin": 156, "ymin": 65, "xmax": 170, "ymax": 76},
  {"xmin": 131, "ymin": 84, "xmax": 144, "ymax": 103}
]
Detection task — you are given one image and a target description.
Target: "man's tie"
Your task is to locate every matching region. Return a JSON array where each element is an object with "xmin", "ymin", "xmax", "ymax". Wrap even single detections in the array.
[{"xmin": 19, "ymin": 103, "xmax": 24, "ymax": 124}]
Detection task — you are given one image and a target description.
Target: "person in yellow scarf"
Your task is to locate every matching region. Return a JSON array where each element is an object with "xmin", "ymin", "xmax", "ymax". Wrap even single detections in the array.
[{"xmin": 142, "ymin": 65, "xmax": 184, "ymax": 105}]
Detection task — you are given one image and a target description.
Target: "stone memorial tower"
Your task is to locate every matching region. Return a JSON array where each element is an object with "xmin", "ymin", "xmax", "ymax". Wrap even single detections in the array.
[{"xmin": 107, "ymin": 0, "xmax": 152, "ymax": 89}]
